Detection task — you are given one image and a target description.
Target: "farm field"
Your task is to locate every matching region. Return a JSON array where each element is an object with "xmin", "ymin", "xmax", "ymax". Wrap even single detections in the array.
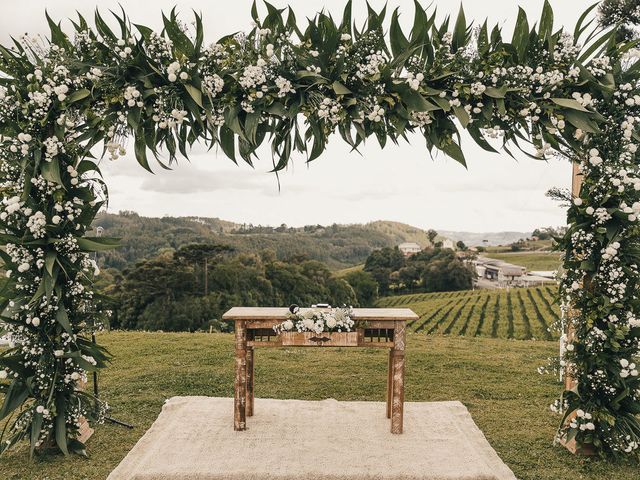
[
  {"xmin": 376, "ymin": 286, "xmax": 560, "ymax": 340},
  {"xmin": 483, "ymin": 251, "xmax": 562, "ymax": 271}
]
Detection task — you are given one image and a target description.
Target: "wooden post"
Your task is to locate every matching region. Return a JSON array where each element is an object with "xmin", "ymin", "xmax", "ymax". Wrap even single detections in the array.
[
  {"xmin": 565, "ymin": 161, "xmax": 583, "ymax": 392},
  {"xmin": 76, "ymin": 379, "xmax": 94, "ymax": 444},
  {"xmin": 386, "ymin": 349, "xmax": 393, "ymax": 419},
  {"xmin": 246, "ymin": 347, "xmax": 254, "ymax": 417},
  {"xmin": 558, "ymin": 161, "xmax": 596, "ymax": 456},
  {"xmin": 234, "ymin": 320, "xmax": 247, "ymax": 431},
  {"xmin": 391, "ymin": 320, "xmax": 406, "ymax": 434}
]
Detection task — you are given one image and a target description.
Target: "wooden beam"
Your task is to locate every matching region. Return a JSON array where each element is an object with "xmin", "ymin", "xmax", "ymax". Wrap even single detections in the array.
[
  {"xmin": 558, "ymin": 160, "xmax": 594, "ymax": 455},
  {"xmin": 565, "ymin": 161, "xmax": 583, "ymax": 391}
]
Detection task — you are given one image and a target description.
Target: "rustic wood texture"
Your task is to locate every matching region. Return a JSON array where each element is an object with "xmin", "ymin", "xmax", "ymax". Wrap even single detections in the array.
[
  {"xmin": 559, "ymin": 161, "xmax": 591, "ymax": 455},
  {"xmin": 223, "ymin": 307, "xmax": 419, "ymax": 322},
  {"xmin": 246, "ymin": 347, "xmax": 254, "ymax": 417},
  {"xmin": 77, "ymin": 418, "xmax": 94, "ymax": 444},
  {"xmin": 391, "ymin": 320, "xmax": 406, "ymax": 434},
  {"xmin": 564, "ymin": 160, "xmax": 583, "ymax": 392},
  {"xmin": 386, "ymin": 349, "xmax": 393, "ymax": 419},
  {"xmin": 280, "ymin": 331, "xmax": 359, "ymax": 347},
  {"xmin": 75, "ymin": 379, "xmax": 94, "ymax": 444},
  {"xmin": 234, "ymin": 320, "xmax": 247, "ymax": 431}
]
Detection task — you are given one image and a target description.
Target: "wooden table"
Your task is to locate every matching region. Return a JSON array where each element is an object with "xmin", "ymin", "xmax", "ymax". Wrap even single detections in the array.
[{"xmin": 222, "ymin": 307, "xmax": 419, "ymax": 434}]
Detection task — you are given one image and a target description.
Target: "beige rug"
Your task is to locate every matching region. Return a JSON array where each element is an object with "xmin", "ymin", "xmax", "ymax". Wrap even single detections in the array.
[{"xmin": 108, "ymin": 397, "xmax": 517, "ymax": 480}]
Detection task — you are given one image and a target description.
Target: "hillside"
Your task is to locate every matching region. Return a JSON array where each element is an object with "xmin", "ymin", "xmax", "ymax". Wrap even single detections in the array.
[{"xmin": 93, "ymin": 212, "xmax": 436, "ymax": 270}]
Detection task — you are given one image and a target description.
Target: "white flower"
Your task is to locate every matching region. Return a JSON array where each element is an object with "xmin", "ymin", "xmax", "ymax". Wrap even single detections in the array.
[
  {"xmin": 340, "ymin": 33, "xmax": 351, "ymax": 41},
  {"xmin": 31, "ymin": 317, "xmax": 40, "ymax": 327},
  {"xmin": 168, "ymin": 73, "xmax": 177, "ymax": 82},
  {"xmin": 326, "ymin": 316, "xmax": 337, "ymax": 329},
  {"xmin": 36, "ymin": 405, "xmax": 44, "ymax": 414},
  {"xmin": 282, "ymin": 319, "xmax": 293, "ymax": 331},
  {"xmin": 621, "ymin": 359, "xmax": 629, "ymax": 368},
  {"xmin": 574, "ymin": 198, "xmax": 583, "ymax": 206},
  {"xmin": 17, "ymin": 263, "xmax": 29, "ymax": 273},
  {"xmin": 0, "ymin": 370, "xmax": 7, "ymax": 379},
  {"xmin": 54, "ymin": 350, "xmax": 64, "ymax": 357},
  {"xmin": 52, "ymin": 215, "xmax": 61, "ymax": 225}
]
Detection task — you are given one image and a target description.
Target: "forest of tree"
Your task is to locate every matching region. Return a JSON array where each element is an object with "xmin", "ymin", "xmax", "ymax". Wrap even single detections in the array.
[
  {"xmin": 97, "ymin": 245, "xmax": 368, "ymax": 332},
  {"xmin": 86, "ymin": 213, "xmax": 489, "ymax": 332},
  {"xmin": 363, "ymin": 246, "xmax": 475, "ymax": 296}
]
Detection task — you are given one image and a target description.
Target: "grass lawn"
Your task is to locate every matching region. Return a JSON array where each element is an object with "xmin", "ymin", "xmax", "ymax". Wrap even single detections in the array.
[
  {"xmin": 1, "ymin": 332, "xmax": 638, "ymax": 479},
  {"xmin": 484, "ymin": 251, "xmax": 562, "ymax": 271}
]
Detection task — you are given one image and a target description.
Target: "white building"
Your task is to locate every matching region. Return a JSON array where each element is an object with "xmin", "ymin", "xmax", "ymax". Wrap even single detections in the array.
[
  {"xmin": 441, "ymin": 239, "xmax": 456, "ymax": 250},
  {"xmin": 398, "ymin": 242, "xmax": 422, "ymax": 257}
]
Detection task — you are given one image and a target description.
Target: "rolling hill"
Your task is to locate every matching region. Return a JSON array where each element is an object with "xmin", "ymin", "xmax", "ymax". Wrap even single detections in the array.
[{"xmin": 93, "ymin": 212, "xmax": 438, "ymax": 270}]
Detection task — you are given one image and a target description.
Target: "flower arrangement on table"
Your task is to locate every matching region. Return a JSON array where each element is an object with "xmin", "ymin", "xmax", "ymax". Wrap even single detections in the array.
[{"xmin": 273, "ymin": 307, "xmax": 354, "ymax": 335}]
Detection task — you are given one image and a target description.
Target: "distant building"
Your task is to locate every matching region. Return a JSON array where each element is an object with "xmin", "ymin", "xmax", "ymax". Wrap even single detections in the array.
[
  {"xmin": 441, "ymin": 239, "xmax": 456, "ymax": 250},
  {"xmin": 398, "ymin": 242, "xmax": 422, "ymax": 257},
  {"xmin": 473, "ymin": 257, "xmax": 556, "ymax": 288},
  {"xmin": 475, "ymin": 256, "xmax": 525, "ymax": 283}
]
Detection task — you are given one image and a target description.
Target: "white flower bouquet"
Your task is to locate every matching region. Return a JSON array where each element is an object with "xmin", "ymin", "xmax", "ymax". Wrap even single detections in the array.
[{"xmin": 273, "ymin": 307, "xmax": 354, "ymax": 335}]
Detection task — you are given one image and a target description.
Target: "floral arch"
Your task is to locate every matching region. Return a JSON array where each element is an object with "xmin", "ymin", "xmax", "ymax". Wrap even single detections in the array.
[{"xmin": 0, "ymin": 0, "xmax": 639, "ymax": 459}]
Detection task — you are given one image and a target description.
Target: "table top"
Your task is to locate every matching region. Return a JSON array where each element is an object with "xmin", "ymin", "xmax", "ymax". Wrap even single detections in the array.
[{"xmin": 222, "ymin": 307, "xmax": 419, "ymax": 322}]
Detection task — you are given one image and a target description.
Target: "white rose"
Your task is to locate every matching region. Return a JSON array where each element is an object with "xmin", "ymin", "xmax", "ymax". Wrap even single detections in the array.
[
  {"xmin": 0, "ymin": 370, "xmax": 7, "ymax": 379},
  {"xmin": 283, "ymin": 320, "xmax": 293, "ymax": 331},
  {"xmin": 326, "ymin": 316, "xmax": 337, "ymax": 329},
  {"xmin": 168, "ymin": 73, "xmax": 177, "ymax": 82},
  {"xmin": 574, "ymin": 198, "xmax": 582, "ymax": 206},
  {"xmin": 621, "ymin": 359, "xmax": 629, "ymax": 368},
  {"xmin": 31, "ymin": 317, "xmax": 40, "ymax": 327}
]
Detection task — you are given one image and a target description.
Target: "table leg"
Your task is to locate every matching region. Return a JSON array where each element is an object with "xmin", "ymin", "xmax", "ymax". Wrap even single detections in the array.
[
  {"xmin": 234, "ymin": 320, "xmax": 247, "ymax": 431},
  {"xmin": 391, "ymin": 321, "xmax": 406, "ymax": 434},
  {"xmin": 386, "ymin": 348, "xmax": 393, "ymax": 419},
  {"xmin": 246, "ymin": 346, "xmax": 254, "ymax": 417}
]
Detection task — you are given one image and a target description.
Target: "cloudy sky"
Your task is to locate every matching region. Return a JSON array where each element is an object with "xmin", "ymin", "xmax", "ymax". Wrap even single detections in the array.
[{"xmin": 0, "ymin": 0, "xmax": 595, "ymax": 232}]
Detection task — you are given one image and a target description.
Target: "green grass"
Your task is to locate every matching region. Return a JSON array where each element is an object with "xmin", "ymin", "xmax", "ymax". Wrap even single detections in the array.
[
  {"xmin": 1, "ymin": 332, "xmax": 637, "ymax": 479},
  {"xmin": 377, "ymin": 286, "xmax": 560, "ymax": 340},
  {"xmin": 484, "ymin": 251, "xmax": 562, "ymax": 271},
  {"xmin": 333, "ymin": 263, "xmax": 364, "ymax": 277}
]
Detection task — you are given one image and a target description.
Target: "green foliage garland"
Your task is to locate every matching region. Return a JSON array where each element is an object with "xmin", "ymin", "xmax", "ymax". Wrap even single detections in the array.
[{"xmin": 0, "ymin": 0, "xmax": 638, "ymax": 459}]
